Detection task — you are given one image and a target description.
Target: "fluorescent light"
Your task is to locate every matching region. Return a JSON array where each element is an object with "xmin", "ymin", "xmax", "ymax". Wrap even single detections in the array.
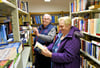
[{"xmin": 44, "ymin": 0, "xmax": 51, "ymax": 2}]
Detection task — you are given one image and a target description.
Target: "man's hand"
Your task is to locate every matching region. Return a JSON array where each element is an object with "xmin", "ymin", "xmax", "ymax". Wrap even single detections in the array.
[
  {"xmin": 41, "ymin": 46, "xmax": 52, "ymax": 58},
  {"xmin": 33, "ymin": 27, "xmax": 39, "ymax": 36}
]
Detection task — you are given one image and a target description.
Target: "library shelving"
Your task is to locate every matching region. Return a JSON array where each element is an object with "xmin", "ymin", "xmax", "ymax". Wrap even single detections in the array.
[
  {"xmin": 0, "ymin": 0, "xmax": 33, "ymax": 68},
  {"xmin": 29, "ymin": 11, "xmax": 69, "ymax": 26},
  {"xmin": 80, "ymin": 49, "xmax": 100, "ymax": 65},
  {"xmin": 30, "ymin": 11, "xmax": 69, "ymax": 34},
  {"xmin": 70, "ymin": 0, "xmax": 100, "ymax": 67}
]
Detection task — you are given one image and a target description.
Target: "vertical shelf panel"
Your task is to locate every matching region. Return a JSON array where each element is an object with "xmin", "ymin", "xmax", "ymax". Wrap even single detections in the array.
[{"xmin": 11, "ymin": 9, "xmax": 20, "ymax": 41}]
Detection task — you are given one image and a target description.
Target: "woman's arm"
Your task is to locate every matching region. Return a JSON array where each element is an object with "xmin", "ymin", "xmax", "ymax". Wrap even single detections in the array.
[{"xmin": 51, "ymin": 37, "xmax": 80, "ymax": 63}]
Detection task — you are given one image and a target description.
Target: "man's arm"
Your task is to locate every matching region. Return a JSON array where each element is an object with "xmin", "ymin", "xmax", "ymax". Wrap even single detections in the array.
[{"xmin": 38, "ymin": 27, "xmax": 56, "ymax": 42}]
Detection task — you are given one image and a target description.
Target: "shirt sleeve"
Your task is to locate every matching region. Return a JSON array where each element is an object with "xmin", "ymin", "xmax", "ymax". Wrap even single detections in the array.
[
  {"xmin": 38, "ymin": 27, "xmax": 56, "ymax": 42},
  {"xmin": 51, "ymin": 37, "xmax": 80, "ymax": 63}
]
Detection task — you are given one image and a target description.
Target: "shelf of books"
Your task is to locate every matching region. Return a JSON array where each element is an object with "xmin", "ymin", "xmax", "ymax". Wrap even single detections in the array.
[
  {"xmin": 30, "ymin": 11, "xmax": 69, "ymax": 26},
  {"xmin": 72, "ymin": 17, "xmax": 100, "ymax": 38},
  {"xmin": 71, "ymin": 9, "xmax": 100, "ymax": 14},
  {"xmin": 0, "ymin": 0, "xmax": 33, "ymax": 68},
  {"xmin": 70, "ymin": 0, "xmax": 100, "ymax": 67},
  {"xmin": 80, "ymin": 49, "xmax": 100, "ymax": 65},
  {"xmin": 18, "ymin": 8, "xmax": 28, "ymax": 15}
]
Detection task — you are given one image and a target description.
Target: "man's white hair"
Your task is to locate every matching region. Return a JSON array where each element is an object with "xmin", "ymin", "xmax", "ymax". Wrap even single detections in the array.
[{"xmin": 43, "ymin": 14, "xmax": 52, "ymax": 20}]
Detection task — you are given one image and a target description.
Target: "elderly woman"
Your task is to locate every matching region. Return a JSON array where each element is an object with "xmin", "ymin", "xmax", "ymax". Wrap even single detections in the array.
[{"xmin": 41, "ymin": 16, "xmax": 80, "ymax": 68}]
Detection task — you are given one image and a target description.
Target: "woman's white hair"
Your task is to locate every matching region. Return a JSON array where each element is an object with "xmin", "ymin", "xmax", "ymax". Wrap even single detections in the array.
[
  {"xmin": 43, "ymin": 14, "xmax": 52, "ymax": 20},
  {"xmin": 58, "ymin": 16, "xmax": 72, "ymax": 26}
]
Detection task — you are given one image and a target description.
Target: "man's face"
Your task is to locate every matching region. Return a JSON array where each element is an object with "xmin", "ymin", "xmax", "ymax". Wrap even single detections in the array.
[
  {"xmin": 42, "ymin": 15, "xmax": 51, "ymax": 27},
  {"xmin": 59, "ymin": 20, "xmax": 70, "ymax": 33}
]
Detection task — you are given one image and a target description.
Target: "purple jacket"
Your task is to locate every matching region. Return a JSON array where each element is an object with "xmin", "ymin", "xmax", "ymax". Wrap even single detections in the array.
[{"xmin": 48, "ymin": 26, "xmax": 80, "ymax": 68}]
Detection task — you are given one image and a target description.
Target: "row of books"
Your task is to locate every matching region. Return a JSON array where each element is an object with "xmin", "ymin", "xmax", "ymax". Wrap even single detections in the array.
[
  {"xmin": 0, "ymin": 16, "xmax": 11, "ymax": 23},
  {"xmin": 0, "ymin": 25, "xmax": 7, "ymax": 44},
  {"xmin": 31, "ymin": 15, "xmax": 61, "ymax": 24},
  {"xmin": 72, "ymin": 17, "xmax": 100, "ymax": 36},
  {"xmin": 17, "ymin": 0, "xmax": 29, "ymax": 12},
  {"xmin": 0, "ymin": 24, "xmax": 29, "ymax": 45},
  {"xmin": 0, "ymin": 16, "xmax": 12, "ymax": 34},
  {"xmin": 71, "ymin": 0, "xmax": 100, "ymax": 12},
  {"xmin": 81, "ymin": 39, "xmax": 100, "ymax": 61},
  {"xmin": 0, "ymin": 42, "xmax": 23, "ymax": 68},
  {"xmin": 19, "ymin": 15, "xmax": 27, "ymax": 25},
  {"xmin": 80, "ymin": 55, "xmax": 98, "ymax": 68}
]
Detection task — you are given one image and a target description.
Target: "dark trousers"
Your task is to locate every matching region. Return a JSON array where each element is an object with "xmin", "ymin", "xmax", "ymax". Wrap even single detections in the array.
[{"xmin": 35, "ymin": 54, "xmax": 51, "ymax": 68}]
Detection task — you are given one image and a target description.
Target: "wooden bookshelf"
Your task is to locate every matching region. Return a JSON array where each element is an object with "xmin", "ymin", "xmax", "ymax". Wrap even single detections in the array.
[
  {"xmin": 81, "ymin": 31, "xmax": 100, "ymax": 38},
  {"xmin": 71, "ymin": 9, "xmax": 100, "ymax": 14},
  {"xmin": 30, "ymin": 11, "xmax": 69, "ymax": 15},
  {"xmin": 18, "ymin": 8, "xmax": 29, "ymax": 15},
  {"xmin": 0, "ymin": 0, "xmax": 16, "ymax": 15},
  {"xmin": 30, "ymin": 11, "xmax": 69, "ymax": 26},
  {"xmin": 0, "ymin": 0, "xmax": 32, "ymax": 68},
  {"xmin": 80, "ymin": 49, "xmax": 100, "ymax": 65},
  {"xmin": 70, "ymin": 0, "xmax": 100, "ymax": 67}
]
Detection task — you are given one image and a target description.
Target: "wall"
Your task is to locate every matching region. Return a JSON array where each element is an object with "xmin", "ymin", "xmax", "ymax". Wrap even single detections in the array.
[{"xmin": 28, "ymin": 0, "xmax": 73, "ymax": 12}]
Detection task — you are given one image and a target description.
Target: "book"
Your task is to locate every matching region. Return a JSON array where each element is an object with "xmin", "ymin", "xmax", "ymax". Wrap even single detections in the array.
[
  {"xmin": 0, "ymin": 60, "xmax": 13, "ymax": 68},
  {"xmin": 0, "ymin": 47, "xmax": 17, "ymax": 60},
  {"xmin": 89, "ymin": 4, "xmax": 100, "ymax": 9},
  {"xmin": 34, "ymin": 42, "xmax": 45, "ymax": 51}
]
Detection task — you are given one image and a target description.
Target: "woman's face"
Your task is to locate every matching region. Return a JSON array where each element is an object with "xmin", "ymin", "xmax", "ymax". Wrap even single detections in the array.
[{"xmin": 59, "ymin": 20, "xmax": 70, "ymax": 34}]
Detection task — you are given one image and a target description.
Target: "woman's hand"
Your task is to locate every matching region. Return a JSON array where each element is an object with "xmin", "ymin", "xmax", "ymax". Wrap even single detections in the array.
[{"xmin": 41, "ymin": 46, "xmax": 52, "ymax": 58}]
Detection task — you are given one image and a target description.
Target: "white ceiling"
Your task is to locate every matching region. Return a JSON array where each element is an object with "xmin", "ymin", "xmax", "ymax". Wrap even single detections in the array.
[{"xmin": 28, "ymin": 0, "xmax": 74, "ymax": 12}]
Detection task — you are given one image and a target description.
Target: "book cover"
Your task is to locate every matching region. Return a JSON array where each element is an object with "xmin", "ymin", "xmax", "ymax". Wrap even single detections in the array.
[
  {"xmin": 96, "ymin": 19, "xmax": 100, "ymax": 36},
  {"xmin": 34, "ymin": 42, "xmax": 45, "ymax": 51}
]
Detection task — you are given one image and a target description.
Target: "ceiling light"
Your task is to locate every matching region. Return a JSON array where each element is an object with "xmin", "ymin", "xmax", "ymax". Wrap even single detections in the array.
[{"xmin": 44, "ymin": 0, "xmax": 51, "ymax": 2}]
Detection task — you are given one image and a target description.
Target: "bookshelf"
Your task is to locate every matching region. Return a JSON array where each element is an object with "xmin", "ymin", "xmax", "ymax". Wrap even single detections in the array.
[
  {"xmin": 30, "ymin": 11, "xmax": 69, "ymax": 26},
  {"xmin": 80, "ymin": 49, "xmax": 100, "ymax": 65},
  {"xmin": 70, "ymin": 0, "xmax": 100, "ymax": 67},
  {"xmin": 71, "ymin": 9, "xmax": 100, "ymax": 14},
  {"xmin": 0, "ymin": 0, "xmax": 32, "ymax": 68}
]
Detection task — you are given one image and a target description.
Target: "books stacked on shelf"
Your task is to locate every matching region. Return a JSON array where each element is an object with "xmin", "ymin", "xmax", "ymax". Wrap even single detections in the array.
[
  {"xmin": 71, "ymin": 0, "xmax": 100, "ymax": 12},
  {"xmin": 19, "ymin": 15, "xmax": 26, "ymax": 25},
  {"xmin": 89, "ymin": 5, "xmax": 100, "ymax": 10},
  {"xmin": 0, "ymin": 16, "xmax": 12, "ymax": 34},
  {"xmin": 8, "ymin": 30, "xmax": 30, "ymax": 45},
  {"xmin": 0, "ymin": 42, "xmax": 23, "ymax": 67},
  {"xmin": 0, "ymin": 60, "xmax": 13, "ymax": 68},
  {"xmin": 72, "ymin": 17, "xmax": 100, "ymax": 36},
  {"xmin": 0, "ymin": 24, "xmax": 8, "ymax": 44},
  {"xmin": 88, "ymin": 0, "xmax": 100, "ymax": 10},
  {"xmin": 81, "ymin": 39, "xmax": 100, "ymax": 62},
  {"xmin": 31, "ymin": 15, "xmax": 61, "ymax": 24},
  {"xmin": 71, "ymin": 0, "xmax": 88, "ymax": 12},
  {"xmin": 17, "ymin": 0, "xmax": 29, "ymax": 12},
  {"xmin": 80, "ymin": 55, "xmax": 99, "ymax": 68},
  {"xmin": 0, "ymin": 47, "xmax": 17, "ymax": 60}
]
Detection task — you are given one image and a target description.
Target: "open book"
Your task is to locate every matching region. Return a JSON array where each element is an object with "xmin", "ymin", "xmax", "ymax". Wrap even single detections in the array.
[{"xmin": 34, "ymin": 42, "xmax": 45, "ymax": 51}]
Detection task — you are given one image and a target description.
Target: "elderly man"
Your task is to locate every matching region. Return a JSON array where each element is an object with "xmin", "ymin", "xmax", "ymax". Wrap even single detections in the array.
[{"xmin": 33, "ymin": 14, "xmax": 56, "ymax": 68}]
